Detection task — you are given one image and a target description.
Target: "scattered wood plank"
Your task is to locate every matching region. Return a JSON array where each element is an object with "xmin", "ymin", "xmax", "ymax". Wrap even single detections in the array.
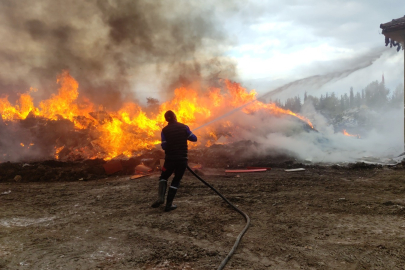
[
  {"xmin": 225, "ymin": 169, "xmax": 267, "ymax": 173},
  {"xmin": 284, "ymin": 168, "xmax": 305, "ymax": 172},
  {"xmin": 130, "ymin": 174, "xmax": 151, "ymax": 180},
  {"xmin": 246, "ymin": 166, "xmax": 271, "ymax": 171}
]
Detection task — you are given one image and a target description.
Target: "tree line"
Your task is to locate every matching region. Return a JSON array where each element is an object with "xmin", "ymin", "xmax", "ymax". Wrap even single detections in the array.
[{"xmin": 271, "ymin": 81, "xmax": 404, "ymax": 117}]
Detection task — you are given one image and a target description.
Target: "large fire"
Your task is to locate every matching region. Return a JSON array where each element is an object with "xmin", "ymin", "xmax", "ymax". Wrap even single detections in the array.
[{"xmin": 0, "ymin": 71, "xmax": 314, "ymax": 161}]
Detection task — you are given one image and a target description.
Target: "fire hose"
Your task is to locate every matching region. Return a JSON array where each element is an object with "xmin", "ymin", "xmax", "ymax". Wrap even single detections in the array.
[{"xmin": 186, "ymin": 165, "xmax": 251, "ymax": 270}]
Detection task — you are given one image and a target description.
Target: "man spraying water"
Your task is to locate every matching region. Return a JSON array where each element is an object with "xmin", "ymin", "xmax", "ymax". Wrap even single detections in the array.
[
  {"xmin": 151, "ymin": 111, "xmax": 250, "ymax": 270},
  {"xmin": 151, "ymin": 110, "xmax": 198, "ymax": 212}
]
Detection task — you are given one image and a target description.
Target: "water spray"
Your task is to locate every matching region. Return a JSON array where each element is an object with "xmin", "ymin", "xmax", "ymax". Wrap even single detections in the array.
[{"xmin": 192, "ymin": 48, "xmax": 384, "ymax": 133}]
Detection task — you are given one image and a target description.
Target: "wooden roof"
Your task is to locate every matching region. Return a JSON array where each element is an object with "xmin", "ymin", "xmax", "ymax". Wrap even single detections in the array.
[
  {"xmin": 380, "ymin": 16, "xmax": 405, "ymax": 47},
  {"xmin": 380, "ymin": 16, "xmax": 405, "ymax": 33}
]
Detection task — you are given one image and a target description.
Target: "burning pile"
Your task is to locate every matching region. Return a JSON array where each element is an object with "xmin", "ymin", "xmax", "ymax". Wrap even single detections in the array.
[{"xmin": 0, "ymin": 71, "xmax": 314, "ymax": 162}]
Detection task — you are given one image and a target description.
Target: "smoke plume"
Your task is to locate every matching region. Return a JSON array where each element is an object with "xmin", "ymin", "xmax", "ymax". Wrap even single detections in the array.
[{"xmin": 0, "ymin": 0, "xmax": 237, "ymax": 108}]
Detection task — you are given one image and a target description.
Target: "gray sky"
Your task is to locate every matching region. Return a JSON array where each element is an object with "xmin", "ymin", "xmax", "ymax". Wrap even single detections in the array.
[{"xmin": 223, "ymin": 0, "xmax": 404, "ymax": 98}]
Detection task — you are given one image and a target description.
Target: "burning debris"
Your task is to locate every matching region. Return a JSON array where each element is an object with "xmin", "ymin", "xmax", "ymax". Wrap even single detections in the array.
[
  {"xmin": 0, "ymin": 71, "xmax": 315, "ymax": 163},
  {"xmin": 342, "ymin": 129, "xmax": 361, "ymax": 139}
]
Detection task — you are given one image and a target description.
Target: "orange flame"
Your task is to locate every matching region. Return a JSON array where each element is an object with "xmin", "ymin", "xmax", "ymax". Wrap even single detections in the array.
[
  {"xmin": 343, "ymin": 129, "xmax": 360, "ymax": 138},
  {"xmin": 0, "ymin": 71, "xmax": 314, "ymax": 160}
]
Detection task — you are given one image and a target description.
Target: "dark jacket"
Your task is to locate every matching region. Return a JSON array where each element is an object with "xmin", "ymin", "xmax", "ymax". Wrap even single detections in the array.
[{"xmin": 161, "ymin": 122, "xmax": 197, "ymax": 161}]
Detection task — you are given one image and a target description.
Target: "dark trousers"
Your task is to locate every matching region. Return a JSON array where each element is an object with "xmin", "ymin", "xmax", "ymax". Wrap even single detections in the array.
[{"xmin": 160, "ymin": 160, "xmax": 187, "ymax": 189}]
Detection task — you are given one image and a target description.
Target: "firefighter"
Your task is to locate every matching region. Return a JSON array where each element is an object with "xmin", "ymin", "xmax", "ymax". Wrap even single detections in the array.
[{"xmin": 151, "ymin": 110, "xmax": 197, "ymax": 211}]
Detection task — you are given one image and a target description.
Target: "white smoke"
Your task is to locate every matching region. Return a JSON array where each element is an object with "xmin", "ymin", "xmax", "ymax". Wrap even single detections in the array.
[{"xmin": 215, "ymin": 102, "xmax": 403, "ymax": 163}]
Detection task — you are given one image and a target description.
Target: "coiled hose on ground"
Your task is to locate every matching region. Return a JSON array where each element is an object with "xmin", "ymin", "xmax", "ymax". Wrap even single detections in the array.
[{"xmin": 186, "ymin": 165, "xmax": 251, "ymax": 270}]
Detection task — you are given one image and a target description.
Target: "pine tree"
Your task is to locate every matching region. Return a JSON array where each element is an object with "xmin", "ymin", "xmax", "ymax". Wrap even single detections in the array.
[
  {"xmin": 349, "ymin": 87, "xmax": 354, "ymax": 108},
  {"xmin": 355, "ymin": 92, "xmax": 361, "ymax": 108}
]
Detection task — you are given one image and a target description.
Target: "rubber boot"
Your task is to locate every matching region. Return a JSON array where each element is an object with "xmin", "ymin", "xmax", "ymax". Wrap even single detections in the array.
[
  {"xmin": 151, "ymin": 179, "xmax": 167, "ymax": 208},
  {"xmin": 164, "ymin": 187, "xmax": 177, "ymax": 212}
]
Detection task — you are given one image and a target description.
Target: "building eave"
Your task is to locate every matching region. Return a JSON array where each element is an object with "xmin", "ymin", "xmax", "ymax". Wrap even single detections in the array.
[{"xmin": 381, "ymin": 16, "xmax": 405, "ymax": 48}]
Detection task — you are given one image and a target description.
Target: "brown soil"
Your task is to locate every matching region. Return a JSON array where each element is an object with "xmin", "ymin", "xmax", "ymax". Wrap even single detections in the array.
[{"xmin": 1, "ymin": 164, "xmax": 405, "ymax": 269}]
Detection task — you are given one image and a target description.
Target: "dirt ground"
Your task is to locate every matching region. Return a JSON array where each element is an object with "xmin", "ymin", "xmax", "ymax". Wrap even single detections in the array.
[{"xmin": 1, "ymin": 163, "xmax": 405, "ymax": 270}]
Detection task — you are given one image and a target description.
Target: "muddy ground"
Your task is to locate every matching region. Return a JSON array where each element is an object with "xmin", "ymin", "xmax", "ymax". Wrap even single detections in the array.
[{"xmin": 0, "ymin": 162, "xmax": 405, "ymax": 269}]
